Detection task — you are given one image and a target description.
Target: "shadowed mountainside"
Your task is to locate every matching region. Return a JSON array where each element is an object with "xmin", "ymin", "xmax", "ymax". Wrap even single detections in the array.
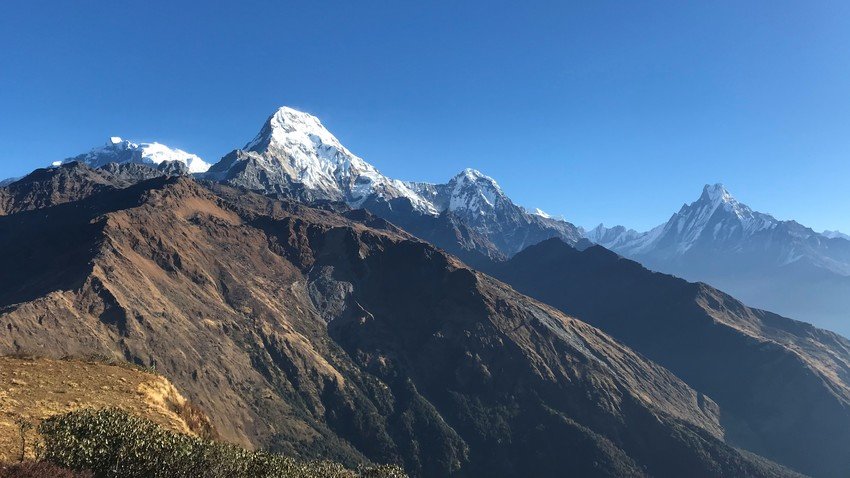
[{"xmin": 483, "ymin": 238, "xmax": 850, "ymax": 478}]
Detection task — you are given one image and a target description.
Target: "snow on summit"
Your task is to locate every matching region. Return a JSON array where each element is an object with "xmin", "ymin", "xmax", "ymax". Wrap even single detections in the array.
[
  {"xmin": 587, "ymin": 183, "xmax": 783, "ymax": 256},
  {"xmin": 63, "ymin": 137, "xmax": 210, "ymax": 173},
  {"xmin": 204, "ymin": 105, "xmax": 584, "ymax": 253},
  {"xmin": 823, "ymin": 230, "xmax": 850, "ymax": 241},
  {"xmin": 530, "ymin": 208, "xmax": 551, "ymax": 219},
  {"xmin": 245, "ymin": 106, "xmax": 344, "ymax": 154},
  {"xmin": 691, "ymin": 183, "xmax": 776, "ymax": 234},
  {"xmin": 234, "ymin": 106, "xmax": 436, "ymax": 212},
  {"xmin": 446, "ymin": 169, "xmax": 504, "ymax": 213}
]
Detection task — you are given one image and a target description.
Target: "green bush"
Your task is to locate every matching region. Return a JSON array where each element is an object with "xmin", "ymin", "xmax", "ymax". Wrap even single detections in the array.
[{"xmin": 38, "ymin": 409, "xmax": 406, "ymax": 478}]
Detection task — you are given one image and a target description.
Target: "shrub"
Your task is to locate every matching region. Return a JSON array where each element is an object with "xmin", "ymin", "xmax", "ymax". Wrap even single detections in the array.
[{"xmin": 38, "ymin": 409, "xmax": 406, "ymax": 478}]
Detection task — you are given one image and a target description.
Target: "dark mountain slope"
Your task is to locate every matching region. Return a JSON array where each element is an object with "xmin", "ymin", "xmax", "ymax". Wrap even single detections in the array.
[
  {"xmin": 0, "ymin": 177, "xmax": 797, "ymax": 477},
  {"xmin": 358, "ymin": 195, "xmax": 504, "ymax": 266},
  {"xmin": 0, "ymin": 161, "xmax": 185, "ymax": 216},
  {"xmin": 484, "ymin": 238, "xmax": 850, "ymax": 478},
  {"xmin": 0, "ymin": 162, "xmax": 117, "ymax": 215}
]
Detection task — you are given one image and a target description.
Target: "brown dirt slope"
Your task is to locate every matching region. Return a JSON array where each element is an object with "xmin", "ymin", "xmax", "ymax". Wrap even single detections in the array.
[{"xmin": 0, "ymin": 356, "xmax": 207, "ymax": 462}]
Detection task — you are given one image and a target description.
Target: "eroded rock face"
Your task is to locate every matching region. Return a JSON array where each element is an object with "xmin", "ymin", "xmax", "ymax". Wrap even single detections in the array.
[{"xmin": 0, "ymin": 177, "xmax": 798, "ymax": 477}]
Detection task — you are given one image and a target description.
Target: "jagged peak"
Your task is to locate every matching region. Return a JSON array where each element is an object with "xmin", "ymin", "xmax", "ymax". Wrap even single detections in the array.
[
  {"xmin": 584, "ymin": 223, "xmax": 641, "ymax": 244},
  {"xmin": 531, "ymin": 207, "xmax": 551, "ymax": 219},
  {"xmin": 460, "ymin": 167, "xmax": 487, "ymax": 179},
  {"xmin": 100, "ymin": 137, "xmax": 140, "ymax": 151},
  {"xmin": 443, "ymin": 168, "xmax": 509, "ymax": 214},
  {"xmin": 231, "ymin": 106, "xmax": 442, "ymax": 213},
  {"xmin": 684, "ymin": 183, "xmax": 751, "ymax": 218},
  {"xmin": 451, "ymin": 168, "xmax": 502, "ymax": 191},
  {"xmin": 700, "ymin": 183, "xmax": 735, "ymax": 204},
  {"xmin": 661, "ymin": 182, "xmax": 778, "ymax": 248},
  {"xmin": 590, "ymin": 223, "xmax": 617, "ymax": 236},
  {"xmin": 244, "ymin": 106, "xmax": 344, "ymax": 153}
]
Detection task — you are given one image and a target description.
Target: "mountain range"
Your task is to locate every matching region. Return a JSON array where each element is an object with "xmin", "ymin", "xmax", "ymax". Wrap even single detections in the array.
[
  {"xmin": 203, "ymin": 107, "xmax": 585, "ymax": 263},
  {"xmin": 586, "ymin": 184, "xmax": 850, "ymax": 335},
  {"xmin": 2, "ymin": 105, "xmax": 849, "ymax": 476},
  {"xmin": 0, "ymin": 163, "xmax": 804, "ymax": 477}
]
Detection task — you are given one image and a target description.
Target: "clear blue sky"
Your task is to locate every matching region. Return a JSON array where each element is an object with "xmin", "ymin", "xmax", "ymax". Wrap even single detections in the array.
[{"xmin": 2, "ymin": 1, "xmax": 849, "ymax": 232}]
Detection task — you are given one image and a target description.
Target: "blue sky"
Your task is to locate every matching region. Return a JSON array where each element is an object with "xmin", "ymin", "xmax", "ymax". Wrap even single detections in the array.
[{"xmin": 2, "ymin": 1, "xmax": 849, "ymax": 232}]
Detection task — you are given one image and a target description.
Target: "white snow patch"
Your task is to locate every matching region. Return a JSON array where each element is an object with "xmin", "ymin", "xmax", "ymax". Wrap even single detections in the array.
[
  {"xmin": 823, "ymin": 230, "xmax": 850, "ymax": 241},
  {"xmin": 63, "ymin": 138, "xmax": 211, "ymax": 173},
  {"xmin": 241, "ymin": 106, "xmax": 439, "ymax": 214},
  {"xmin": 531, "ymin": 208, "xmax": 551, "ymax": 219}
]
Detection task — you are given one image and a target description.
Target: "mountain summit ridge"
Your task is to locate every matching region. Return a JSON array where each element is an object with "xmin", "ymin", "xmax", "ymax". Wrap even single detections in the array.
[
  {"xmin": 207, "ymin": 106, "xmax": 437, "ymax": 213},
  {"xmin": 62, "ymin": 137, "xmax": 211, "ymax": 173},
  {"xmin": 0, "ymin": 105, "xmax": 583, "ymax": 261},
  {"xmin": 207, "ymin": 106, "xmax": 584, "ymax": 258}
]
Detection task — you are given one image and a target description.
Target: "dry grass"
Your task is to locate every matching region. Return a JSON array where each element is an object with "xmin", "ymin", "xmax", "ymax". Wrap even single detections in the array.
[
  {"xmin": 0, "ymin": 355, "xmax": 215, "ymax": 462},
  {"xmin": 174, "ymin": 399, "xmax": 219, "ymax": 441}
]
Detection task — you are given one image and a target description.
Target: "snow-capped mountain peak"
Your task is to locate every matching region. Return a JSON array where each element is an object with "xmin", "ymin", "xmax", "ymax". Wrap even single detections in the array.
[
  {"xmin": 679, "ymin": 183, "xmax": 777, "ymax": 233},
  {"xmin": 245, "ymin": 106, "xmax": 344, "ymax": 154},
  {"xmin": 701, "ymin": 183, "xmax": 733, "ymax": 203},
  {"xmin": 531, "ymin": 208, "xmax": 551, "ymax": 219},
  {"xmin": 212, "ymin": 106, "xmax": 437, "ymax": 213},
  {"xmin": 458, "ymin": 168, "xmax": 496, "ymax": 184},
  {"xmin": 696, "ymin": 183, "xmax": 755, "ymax": 220},
  {"xmin": 673, "ymin": 183, "xmax": 776, "ymax": 240},
  {"xmin": 63, "ymin": 137, "xmax": 210, "ymax": 173},
  {"xmin": 823, "ymin": 230, "xmax": 850, "ymax": 241},
  {"xmin": 445, "ymin": 168, "xmax": 507, "ymax": 214},
  {"xmin": 588, "ymin": 184, "xmax": 780, "ymax": 256},
  {"xmin": 206, "ymin": 106, "xmax": 583, "ymax": 256}
]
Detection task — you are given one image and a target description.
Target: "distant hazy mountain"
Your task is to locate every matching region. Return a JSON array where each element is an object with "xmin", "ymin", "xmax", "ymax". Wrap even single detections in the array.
[
  {"xmin": 586, "ymin": 184, "xmax": 850, "ymax": 335},
  {"xmin": 824, "ymin": 230, "xmax": 850, "ymax": 241},
  {"xmin": 206, "ymin": 106, "xmax": 583, "ymax": 260}
]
